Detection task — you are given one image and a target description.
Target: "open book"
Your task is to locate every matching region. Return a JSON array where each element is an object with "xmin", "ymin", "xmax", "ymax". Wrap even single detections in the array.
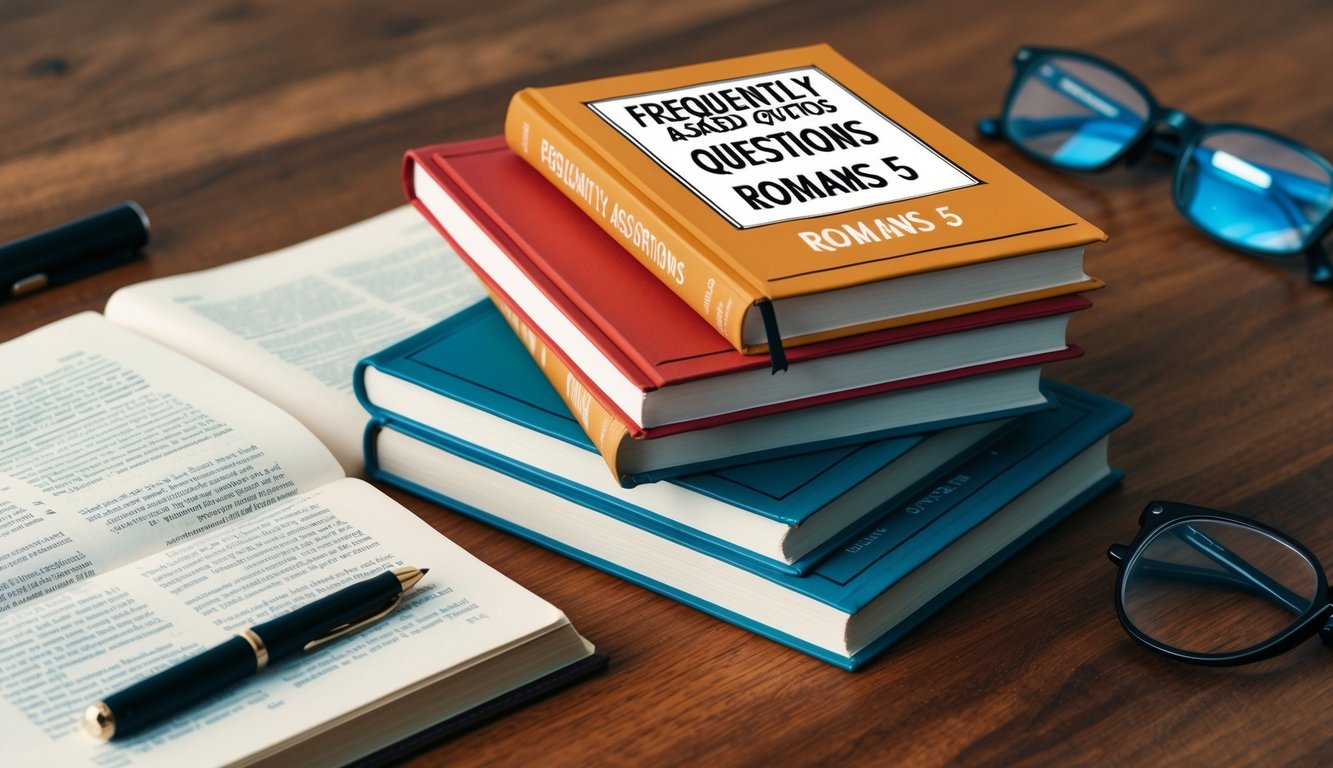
[
  {"xmin": 0, "ymin": 213, "xmax": 600, "ymax": 765},
  {"xmin": 102, "ymin": 207, "xmax": 490, "ymax": 475}
]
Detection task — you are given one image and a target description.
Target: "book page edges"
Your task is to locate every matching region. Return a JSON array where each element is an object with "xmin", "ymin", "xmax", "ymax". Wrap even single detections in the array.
[{"xmin": 765, "ymin": 277, "xmax": 1104, "ymax": 351}]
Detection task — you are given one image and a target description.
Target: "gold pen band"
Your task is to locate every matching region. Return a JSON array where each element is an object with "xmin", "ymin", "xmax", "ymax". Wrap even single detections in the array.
[{"xmin": 239, "ymin": 628, "xmax": 269, "ymax": 671}]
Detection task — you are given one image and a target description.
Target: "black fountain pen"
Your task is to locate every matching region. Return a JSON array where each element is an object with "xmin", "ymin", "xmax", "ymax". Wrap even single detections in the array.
[{"xmin": 84, "ymin": 566, "xmax": 428, "ymax": 741}]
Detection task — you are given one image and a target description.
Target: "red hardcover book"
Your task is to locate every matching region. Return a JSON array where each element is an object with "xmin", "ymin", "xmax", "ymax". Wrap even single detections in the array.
[{"xmin": 403, "ymin": 137, "xmax": 1085, "ymax": 439}]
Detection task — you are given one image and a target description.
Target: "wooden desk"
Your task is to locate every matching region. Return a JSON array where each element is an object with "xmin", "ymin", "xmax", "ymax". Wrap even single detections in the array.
[{"xmin": 4, "ymin": 1, "xmax": 1330, "ymax": 764}]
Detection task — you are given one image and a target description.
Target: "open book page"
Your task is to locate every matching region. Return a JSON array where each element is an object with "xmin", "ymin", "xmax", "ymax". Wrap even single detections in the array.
[
  {"xmin": 104, "ymin": 206, "xmax": 487, "ymax": 476},
  {"xmin": 0, "ymin": 478, "xmax": 579, "ymax": 767},
  {"xmin": 0, "ymin": 312, "xmax": 344, "ymax": 613}
]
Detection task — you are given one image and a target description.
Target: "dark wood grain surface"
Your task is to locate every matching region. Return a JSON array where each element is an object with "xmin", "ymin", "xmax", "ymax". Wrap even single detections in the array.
[{"xmin": 4, "ymin": 1, "xmax": 1331, "ymax": 765}]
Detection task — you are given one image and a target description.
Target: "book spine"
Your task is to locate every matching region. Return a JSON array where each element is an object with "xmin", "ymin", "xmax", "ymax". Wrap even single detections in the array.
[
  {"xmin": 488, "ymin": 289, "xmax": 640, "ymax": 487},
  {"xmin": 505, "ymin": 90, "xmax": 762, "ymax": 356}
]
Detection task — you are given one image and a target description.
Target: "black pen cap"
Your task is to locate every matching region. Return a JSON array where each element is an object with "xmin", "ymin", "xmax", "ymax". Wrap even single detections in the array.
[{"xmin": 0, "ymin": 201, "xmax": 150, "ymax": 289}]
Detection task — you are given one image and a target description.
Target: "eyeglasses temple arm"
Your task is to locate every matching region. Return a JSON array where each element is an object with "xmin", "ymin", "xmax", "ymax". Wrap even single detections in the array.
[
  {"xmin": 976, "ymin": 59, "xmax": 1142, "ymax": 142},
  {"xmin": 1029, "ymin": 61, "xmax": 1144, "ymax": 130},
  {"xmin": 1183, "ymin": 146, "xmax": 1333, "ymax": 273},
  {"xmin": 1125, "ymin": 557, "xmax": 1304, "ymax": 608},
  {"xmin": 1173, "ymin": 524, "xmax": 1309, "ymax": 615},
  {"xmin": 1191, "ymin": 146, "xmax": 1330, "ymax": 205}
]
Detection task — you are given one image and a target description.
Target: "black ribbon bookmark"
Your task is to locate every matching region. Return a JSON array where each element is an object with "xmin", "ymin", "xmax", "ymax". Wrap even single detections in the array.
[{"xmin": 757, "ymin": 300, "xmax": 788, "ymax": 374}]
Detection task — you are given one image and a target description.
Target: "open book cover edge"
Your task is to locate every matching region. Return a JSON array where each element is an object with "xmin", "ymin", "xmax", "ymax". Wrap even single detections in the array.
[{"xmin": 344, "ymin": 651, "xmax": 610, "ymax": 767}]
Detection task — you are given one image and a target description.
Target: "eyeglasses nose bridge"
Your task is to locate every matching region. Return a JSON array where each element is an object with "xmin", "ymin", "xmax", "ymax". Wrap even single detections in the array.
[
  {"xmin": 1123, "ymin": 110, "xmax": 1201, "ymax": 167},
  {"xmin": 1161, "ymin": 109, "xmax": 1201, "ymax": 134}
]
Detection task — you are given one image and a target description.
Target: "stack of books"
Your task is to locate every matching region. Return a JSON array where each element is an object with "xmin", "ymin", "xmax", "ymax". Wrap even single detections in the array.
[{"xmin": 356, "ymin": 45, "xmax": 1131, "ymax": 669}]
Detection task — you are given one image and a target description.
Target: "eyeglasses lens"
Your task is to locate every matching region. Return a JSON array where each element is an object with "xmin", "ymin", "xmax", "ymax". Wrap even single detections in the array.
[
  {"xmin": 1004, "ymin": 55, "xmax": 1150, "ymax": 169},
  {"xmin": 1121, "ymin": 520, "xmax": 1318, "ymax": 656},
  {"xmin": 1178, "ymin": 129, "xmax": 1333, "ymax": 254}
]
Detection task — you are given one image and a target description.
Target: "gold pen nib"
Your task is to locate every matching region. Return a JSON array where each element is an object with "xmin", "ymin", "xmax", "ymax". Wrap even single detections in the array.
[{"xmin": 394, "ymin": 566, "xmax": 428, "ymax": 591}]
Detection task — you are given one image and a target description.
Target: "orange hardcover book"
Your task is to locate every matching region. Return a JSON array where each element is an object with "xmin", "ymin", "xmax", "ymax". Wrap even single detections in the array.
[{"xmin": 504, "ymin": 44, "xmax": 1105, "ymax": 365}]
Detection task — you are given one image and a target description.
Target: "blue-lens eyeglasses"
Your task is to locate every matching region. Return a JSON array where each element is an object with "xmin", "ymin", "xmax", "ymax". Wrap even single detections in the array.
[{"xmin": 979, "ymin": 46, "xmax": 1333, "ymax": 283}]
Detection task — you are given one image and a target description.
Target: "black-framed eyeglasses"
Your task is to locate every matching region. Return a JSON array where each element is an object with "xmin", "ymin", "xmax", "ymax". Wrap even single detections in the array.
[
  {"xmin": 979, "ymin": 46, "xmax": 1333, "ymax": 284},
  {"xmin": 1107, "ymin": 500, "xmax": 1333, "ymax": 665}
]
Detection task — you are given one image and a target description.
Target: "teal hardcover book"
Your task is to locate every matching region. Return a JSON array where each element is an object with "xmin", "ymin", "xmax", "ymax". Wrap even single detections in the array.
[
  {"xmin": 367, "ymin": 382, "xmax": 1129, "ymax": 669},
  {"xmin": 355, "ymin": 301, "xmax": 1023, "ymax": 572},
  {"xmin": 357, "ymin": 300, "xmax": 1059, "ymax": 488}
]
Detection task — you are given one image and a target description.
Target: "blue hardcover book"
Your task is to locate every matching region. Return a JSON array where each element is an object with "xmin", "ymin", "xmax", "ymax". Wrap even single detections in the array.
[
  {"xmin": 356, "ymin": 300, "xmax": 1057, "ymax": 488},
  {"xmin": 367, "ymin": 383, "xmax": 1130, "ymax": 670},
  {"xmin": 356, "ymin": 301, "xmax": 1023, "ymax": 573}
]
